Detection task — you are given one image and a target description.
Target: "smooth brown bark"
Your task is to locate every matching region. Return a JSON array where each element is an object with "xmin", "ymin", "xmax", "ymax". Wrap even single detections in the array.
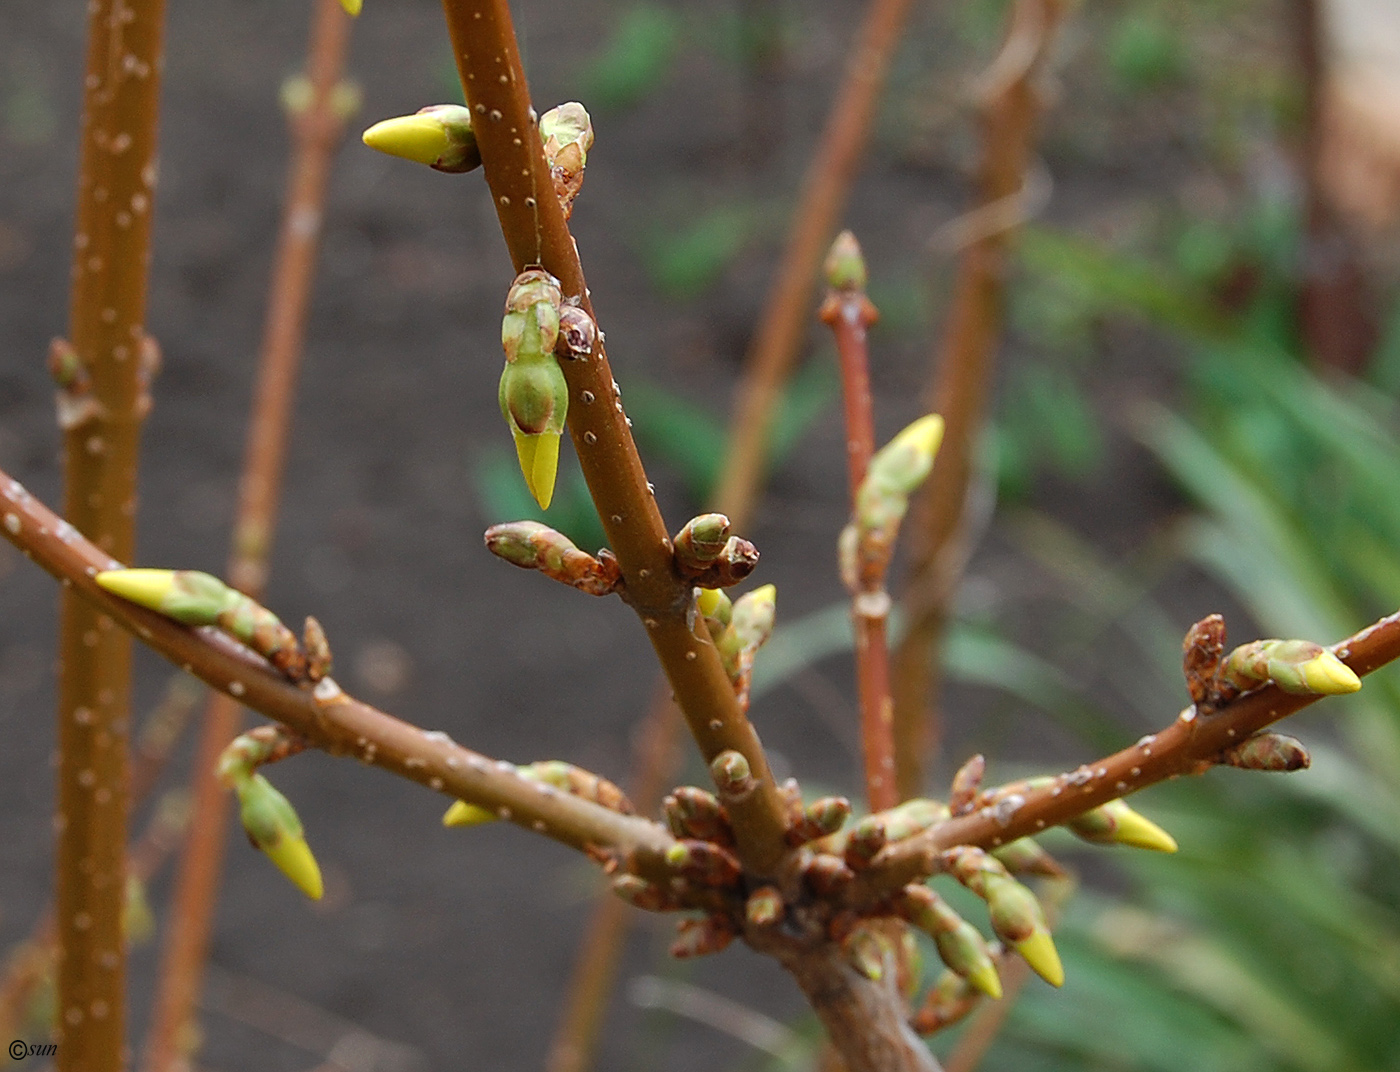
[{"xmin": 55, "ymin": 0, "xmax": 167, "ymax": 1064}]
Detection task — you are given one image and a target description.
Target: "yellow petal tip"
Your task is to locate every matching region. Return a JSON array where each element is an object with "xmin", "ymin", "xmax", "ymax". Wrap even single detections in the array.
[
  {"xmin": 1301, "ymin": 651, "xmax": 1362, "ymax": 695},
  {"xmin": 94, "ymin": 567, "xmax": 176, "ymax": 610},
  {"xmin": 1114, "ymin": 808, "xmax": 1179, "ymax": 854},
  {"xmin": 894, "ymin": 414, "xmax": 946, "ymax": 462},
  {"xmin": 443, "ymin": 800, "xmax": 498, "ymax": 828},
  {"xmin": 265, "ymin": 835, "xmax": 324, "ymax": 900},
  {"xmin": 339, "ymin": 0, "xmax": 362, "ymax": 16},
  {"xmin": 514, "ymin": 430, "xmax": 560, "ymax": 511},
  {"xmin": 362, "ymin": 114, "xmax": 449, "ymax": 167},
  {"xmin": 967, "ymin": 963, "xmax": 1004, "ymax": 1000},
  {"xmin": 1015, "ymin": 929, "xmax": 1065, "ymax": 987}
]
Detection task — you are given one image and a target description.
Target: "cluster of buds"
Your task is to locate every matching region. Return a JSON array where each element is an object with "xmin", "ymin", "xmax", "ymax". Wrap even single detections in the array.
[
  {"xmin": 1183, "ymin": 613, "xmax": 1360, "ymax": 708},
  {"xmin": 940, "ymin": 846, "xmax": 1063, "ymax": 987},
  {"xmin": 663, "ymin": 786, "xmax": 734, "ymax": 845},
  {"xmin": 484, "ymin": 521, "xmax": 623, "ymax": 596},
  {"xmin": 539, "ymin": 103, "xmax": 594, "ymax": 219},
  {"xmin": 673, "ymin": 514, "xmax": 760, "ymax": 589},
  {"xmin": 95, "ymin": 568, "xmax": 331, "ymax": 685},
  {"xmin": 838, "ymin": 415, "xmax": 945, "ymax": 592},
  {"xmin": 499, "ymin": 270, "xmax": 570, "ymax": 510},
  {"xmin": 217, "ymin": 727, "xmax": 322, "ymax": 900},
  {"xmin": 443, "ymin": 760, "xmax": 633, "ymax": 828},
  {"xmin": 361, "ymin": 104, "xmax": 481, "ymax": 173}
]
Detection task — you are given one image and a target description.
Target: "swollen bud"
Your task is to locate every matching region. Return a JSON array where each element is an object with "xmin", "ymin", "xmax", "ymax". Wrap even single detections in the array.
[
  {"xmin": 1222, "ymin": 638, "xmax": 1361, "ymax": 696},
  {"xmin": 231, "ymin": 774, "xmax": 323, "ymax": 900},
  {"xmin": 539, "ymin": 102, "xmax": 594, "ymax": 218},
  {"xmin": 362, "ymin": 105, "xmax": 480, "ymax": 172},
  {"xmin": 1220, "ymin": 731, "xmax": 1311, "ymax": 772},
  {"xmin": 499, "ymin": 270, "xmax": 567, "ymax": 510},
  {"xmin": 823, "ymin": 230, "xmax": 868, "ymax": 292},
  {"xmin": 1067, "ymin": 798, "xmax": 1178, "ymax": 854}
]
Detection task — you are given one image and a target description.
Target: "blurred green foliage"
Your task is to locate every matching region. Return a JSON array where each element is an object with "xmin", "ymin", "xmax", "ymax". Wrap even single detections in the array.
[{"xmin": 579, "ymin": 4, "xmax": 682, "ymax": 113}]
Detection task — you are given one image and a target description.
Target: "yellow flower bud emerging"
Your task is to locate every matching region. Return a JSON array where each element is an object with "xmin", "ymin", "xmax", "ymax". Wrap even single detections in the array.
[
  {"xmin": 339, "ymin": 0, "xmax": 361, "ymax": 16},
  {"xmin": 1105, "ymin": 800, "xmax": 1178, "ymax": 853},
  {"xmin": 95, "ymin": 567, "xmax": 177, "ymax": 611},
  {"xmin": 1014, "ymin": 928, "xmax": 1064, "ymax": 987},
  {"xmin": 512, "ymin": 427, "xmax": 561, "ymax": 510},
  {"xmin": 1296, "ymin": 650, "xmax": 1361, "ymax": 695},
  {"xmin": 442, "ymin": 800, "xmax": 498, "ymax": 828},
  {"xmin": 259, "ymin": 833, "xmax": 323, "ymax": 900},
  {"xmin": 967, "ymin": 961, "xmax": 1004, "ymax": 1001},
  {"xmin": 886, "ymin": 414, "xmax": 945, "ymax": 476},
  {"xmin": 363, "ymin": 114, "xmax": 451, "ymax": 167}
]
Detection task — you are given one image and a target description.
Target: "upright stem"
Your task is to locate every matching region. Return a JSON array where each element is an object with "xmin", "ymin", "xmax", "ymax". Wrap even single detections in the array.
[
  {"xmin": 438, "ymin": 0, "xmax": 792, "ymax": 874},
  {"xmin": 890, "ymin": 0, "xmax": 1063, "ymax": 799},
  {"xmin": 820, "ymin": 236, "xmax": 896, "ymax": 812},
  {"xmin": 142, "ymin": 2, "xmax": 353, "ymax": 1067},
  {"xmin": 713, "ymin": 0, "xmax": 917, "ymax": 525},
  {"xmin": 55, "ymin": 0, "xmax": 166, "ymax": 1064}
]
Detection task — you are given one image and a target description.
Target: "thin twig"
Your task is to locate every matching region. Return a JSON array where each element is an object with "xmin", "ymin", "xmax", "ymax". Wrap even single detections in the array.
[
  {"xmin": 890, "ymin": 0, "xmax": 1065, "ymax": 799},
  {"xmin": 819, "ymin": 233, "xmax": 896, "ymax": 813},
  {"xmin": 0, "ymin": 467, "xmax": 677, "ymax": 872},
  {"xmin": 713, "ymin": 0, "xmax": 919, "ymax": 526},
  {"xmin": 141, "ymin": 3, "xmax": 355, "ymax": 1068},
  {"xmin": 54, "ymin": 0, "xmax": 167, "ymax": 1063},
  {"xmin": 861, "ymin": 608, "xmax": 1400, "ymax": 897}
]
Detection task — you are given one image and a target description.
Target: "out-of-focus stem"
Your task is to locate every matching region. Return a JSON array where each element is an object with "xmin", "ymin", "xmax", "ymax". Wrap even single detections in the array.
[
  {"xmin": 819, "ymin": 233, "xmax": 896, "ymax": 812},
  {"xmin": 142, "ymin": 2, "xmax": 353, "ymax": 1068},
  {"xmin": 55, "ymin": 0, "xmax": 166, "ymax": 1064},
  {"xmin": 546, "ymin": 686, "xmax": 684, "ymax": 1072},
  {"xmin": 713, "ymin": 0, "xmax": 918, "ymax": 526},
  {"xmin": 891, "ymin": 0, "xmax": 1064, "ymax": 799}
]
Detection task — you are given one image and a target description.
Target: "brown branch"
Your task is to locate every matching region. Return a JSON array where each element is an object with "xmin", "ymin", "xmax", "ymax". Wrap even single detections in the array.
[
  {"xmin": 55, "ymin": 0, "xmax": 167, "ymax": 1064},
  {"xmin": 437, "ymin": 0, "xmax": 791, "ymax": 875},
  {"xmin": 140, "ymin": 2, "xmax": 356, "ymax": 1068},
  {"xmin": 861, "ymin": 609, "xmax": 1400, "ymax": 896},
  {"xmin": 819, "ymin": 234, "xmax": 897, "ymax": 813},
  {"xmin": 0, "ymin": 468, "xmax": 676, "ymax": 873},
  {"xmin": 713, "ymin": 0, "xmax": 919, "ymax": 526},
  {"xmin": 751, "ymin": 922, "xmax": 942, "ymax": 1072},
  {"xmin": 890, "ymin": 0, "xmax": 1065, "ymax": 799}
]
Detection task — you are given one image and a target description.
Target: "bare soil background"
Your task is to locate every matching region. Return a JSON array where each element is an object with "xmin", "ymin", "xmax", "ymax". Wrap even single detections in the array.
[{"xmin": 0, "ymin": 1, "xmax": 1293, "ymax": 1068}]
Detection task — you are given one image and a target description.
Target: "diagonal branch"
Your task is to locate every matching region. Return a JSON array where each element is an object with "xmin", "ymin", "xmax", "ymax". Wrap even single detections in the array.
[
  {"xmin": 0, "ymin": 468, "xmax": 675, "ymax": 870},
  {"xmin": 859, "ymin": 609, "xmax": 1400, "ymax": 896},
  {"xmin": 437, "ymin": 0, "xmax": 792, "ymax": 875}
]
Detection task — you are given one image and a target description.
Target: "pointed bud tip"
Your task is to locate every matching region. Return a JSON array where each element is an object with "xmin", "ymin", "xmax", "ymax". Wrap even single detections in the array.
[
  {"xmin": 824, "ymin": 230, "xmax": 868, "ymax": 291},
  {"xmin": 339, "ymin": 0, "xmax": 361, "ymax": 13},
  {"xmin": 967, "ymin": 962, "xmax": 1004, "ymax": 1000},
  {"xmin": 1301, "ymin": 651, "xmax": 1361, "ymax": 695},
  {"xmin": 893, "ymin": 414, "xmax": 946, "ymax": 461},
  {"xmin": 1113, "ymin": 807, "xmax": 1179, "ymax": 853},
  {"xmin": 443, "ymin": 800, "xmax": 498, "ymax": 828},
  {"xmin": 95, "ymin": 568, "xmax": 176, "ymax": 610},
  {"xmin": 1015, "ymin": 929, "xmax": 1064, "ymax": 987},
  {"xmin": 265, "ymin": 835, "xmax": 324, "ymax": 900},
  {"xmin": 363, "ymin": 114, "xmax": 452, "ymax": 167},
  {"xmin": 513, "ymin": 429, "xmax": 561, "ymax": 511}
]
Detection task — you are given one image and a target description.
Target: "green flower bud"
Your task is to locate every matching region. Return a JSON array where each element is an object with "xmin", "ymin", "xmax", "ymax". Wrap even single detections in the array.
[
  {"xmin": 232, "ymin": 773, "xmax": 323, "ymax": 900},
  {"xmin": 1068, "ymin": 798, "xmax": 1178, "ymax": 853}
]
